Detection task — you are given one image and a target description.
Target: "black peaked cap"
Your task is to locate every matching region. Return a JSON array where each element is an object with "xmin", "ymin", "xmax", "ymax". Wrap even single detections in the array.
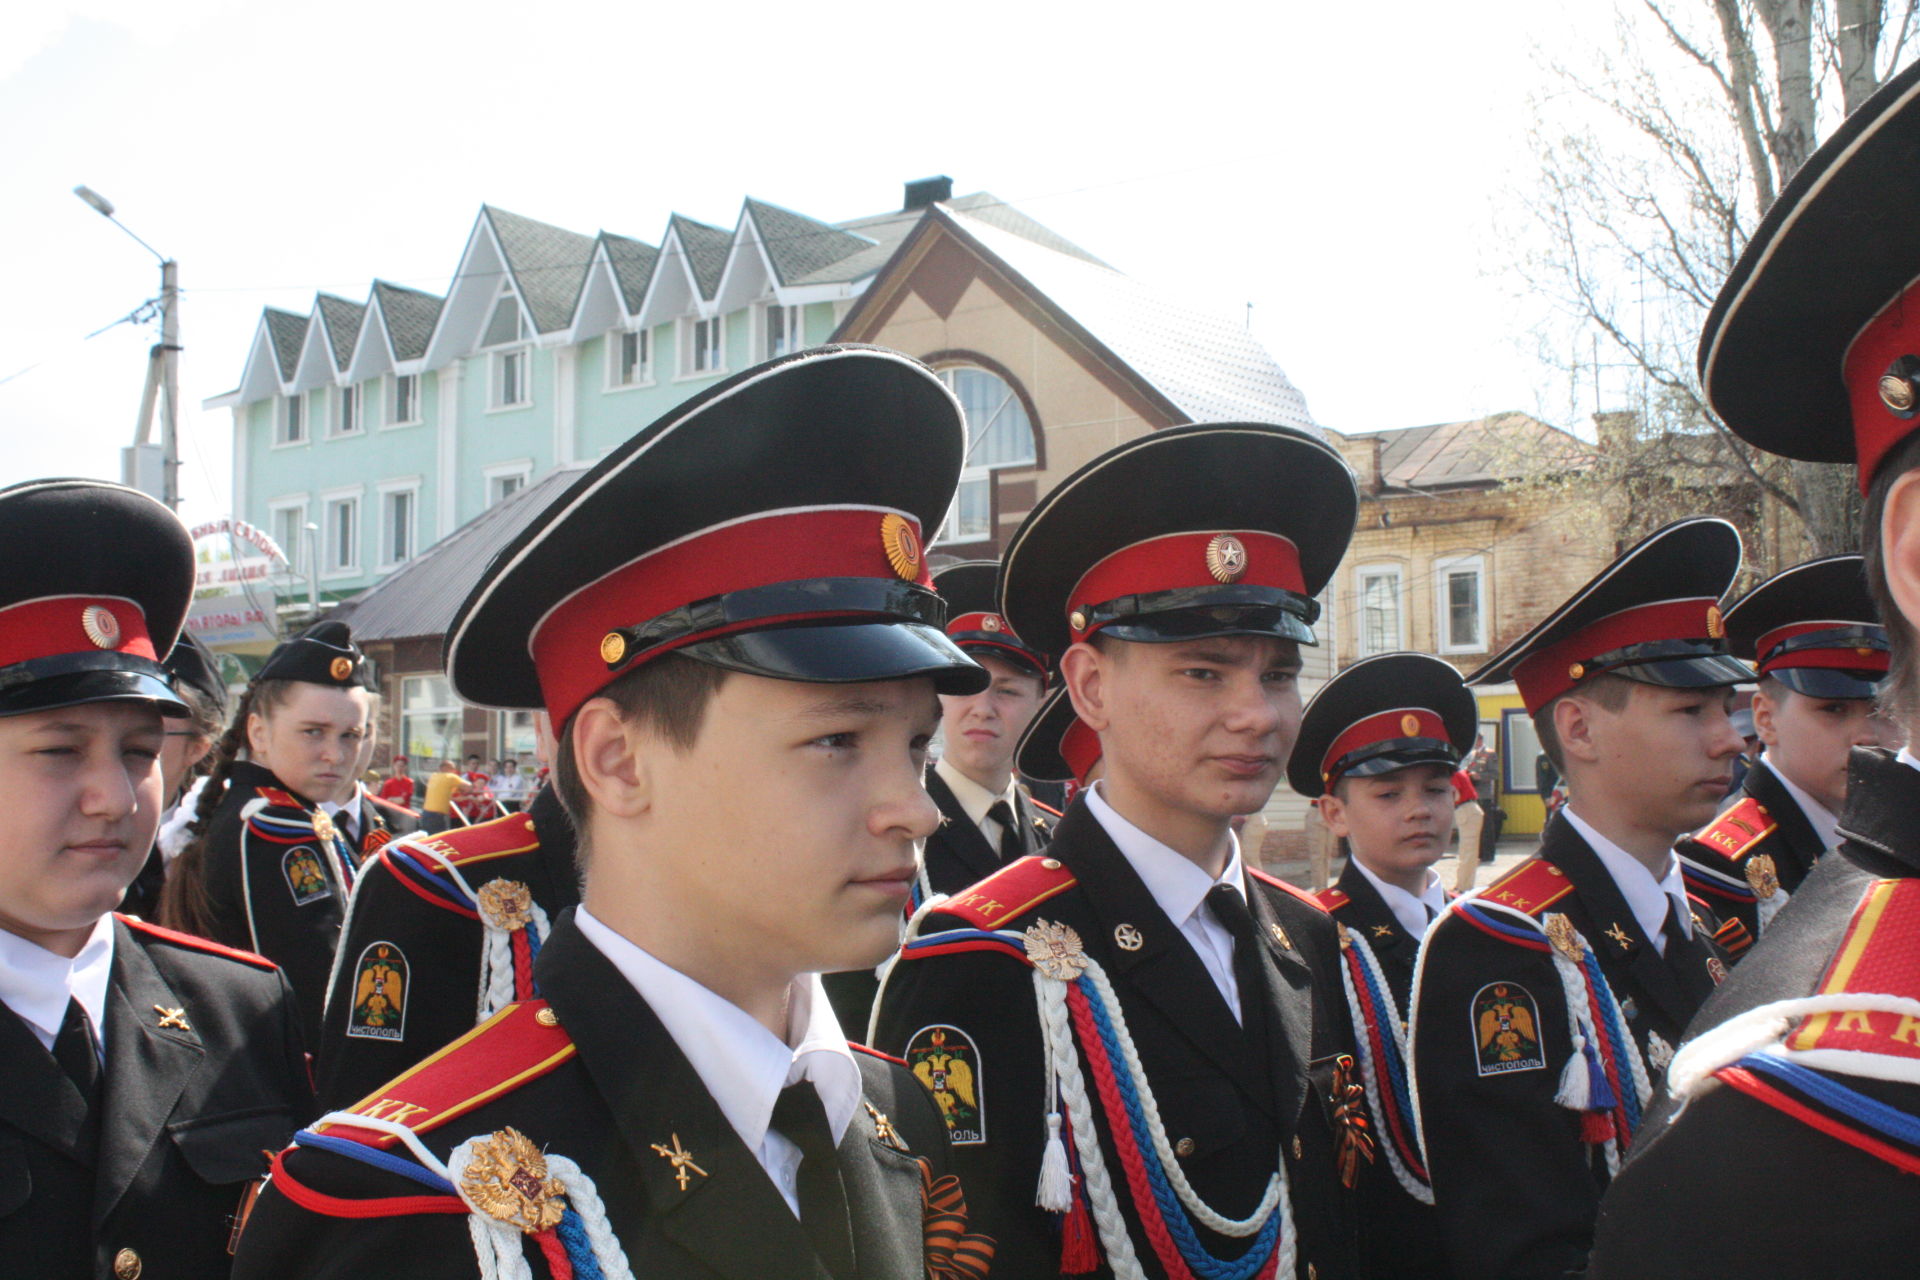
[
  {"xmin": 1288, "ymin": 653, "xmax": 1477, "ymax": 798},
  {"xmin": 934, "ymin": 560, "xmax": 1047, "ymax": 679},
  {"xmin": 1725, "ymin": 555, "xmax": 1886, "ymax": 699},
  {"xmin": 257, "ymin": 620, "xmax": 376, "ymax": 690},
  {"xmin": 163, "ymin": 632, "xmax": 230, "ymax": 717}
]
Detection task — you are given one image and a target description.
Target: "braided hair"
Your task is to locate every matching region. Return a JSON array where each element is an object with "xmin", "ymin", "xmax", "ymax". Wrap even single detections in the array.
[{"xmin": 157, "ymin": 678, "xmax": 295, "ymax": 935}]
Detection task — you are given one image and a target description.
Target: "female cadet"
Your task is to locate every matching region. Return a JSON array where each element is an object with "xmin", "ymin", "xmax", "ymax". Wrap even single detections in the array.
[{"xmin": 160, "ymin": 620, "xmax": 375, "ymax": 1046}]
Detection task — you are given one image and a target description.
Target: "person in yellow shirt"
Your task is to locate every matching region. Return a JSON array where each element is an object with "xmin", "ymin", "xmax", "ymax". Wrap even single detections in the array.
[{"xmin": 419, "ymin": 760, "xmax": 464, "ymax": 834}]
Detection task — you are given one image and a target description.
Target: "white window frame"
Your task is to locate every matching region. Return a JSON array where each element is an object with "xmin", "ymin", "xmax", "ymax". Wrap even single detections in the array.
[
  {"xmin": 484, "ymin": 459, "xmax": 534, "ymax": 507},
  {"xmin": 331, "ymin": 382, "xmax": 362, "ymax": 437},
  {"xmin": 1355, "ymin": 563, "xmax": 1406, "ymax": 658},
  {"xmin": 320, "ymin": 485, "xmax": 364, "ymax": 579},
  {"xmin": 267, "ymin": 495, "xmax": 310, "ymax": 578},
  {"xmin": 376, "ymin": 478, "xmax": 422, "ymax": 571},
  {"xmin": 490, "ymin": 347, "xmax": 532, "ymax": 411},
  {"xmin": 932, "ymin": 365, "xmax": 1038, "ymax": 546},
  {"xmin": 276, "ymin": 393, "xmax": 306, "ymax": 447},
  {"xmin": 678, "ymin": 314, "xmax": 726, "ymax": 379},
  {"xmin": 760, "ymin": 301, "xmax": 803, "ymax": 360},
  {"xmin": 1434, "ymin": 554, "xmax": 1488, "ymax": 655},
  {"xmin": 605, "ymin": 328, "xmax": 653, "ymax": 390},
  {"xmin": 387, "ymin": 372, "xmax": 423, "ymax": 427}
]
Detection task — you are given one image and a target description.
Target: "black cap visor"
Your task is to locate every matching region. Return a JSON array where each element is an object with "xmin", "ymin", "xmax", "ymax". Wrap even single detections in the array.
[
  {"xmin": 0, "ymin": 664, "xmax": 187, "ymax": 719},
  {"xmin": 1601, "ymin": 642, "xmax": 1755, "ymax": 690},
  {"xmin": 1768, "ymin": 666, "xmax": 1887, "ymax": 700},
  {"xmin": 1331, "ymin": 739, "xmax": 1463, "ymax": 784},
  {"xmin": 680, "ymin": 619, "xmax": 988, "ymax": 695},
  {"xmin": 1092, "ymin": 589, "xmax": 1319, "ymax": 647},
  {"xmin": 950, "ymin": 636, "xmax": 1049, "ymax": 681}
]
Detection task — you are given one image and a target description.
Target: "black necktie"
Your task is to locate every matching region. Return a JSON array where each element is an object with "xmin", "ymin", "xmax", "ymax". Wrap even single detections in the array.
[
  {"xmin": 1207, "ymin": 883, "xmax": 1264, "ymax": 1026},
  {"xmin": 986, "ymin": 800, "xmax": 1022, "ymax": 863},
  {"xmin": 1661, "ymin": 897, "xmax": 1690, "ymax": 958},
  {"xmin": 770, "ymin": 1082, "xmax": 855, "ymax": 1280},
  {"xmin": 52, "ymin": 997, "xmax": 103, "ymax": 1110}
]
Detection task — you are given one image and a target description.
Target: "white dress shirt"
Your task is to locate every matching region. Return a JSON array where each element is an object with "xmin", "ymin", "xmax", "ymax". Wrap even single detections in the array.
[
  {"xmin": 1085, "ymin": 783, "xmax": 1249, "ymax": 1022},
  {"xmin": 574, "ymin": 907, "xmax": 861, "ymax": 1218},
  {"xmin": 934, "ymin": 754, "xmax": 1017, "ymax": 851},
  {"xmin": 0, "ymin": 913, "xmax": 114, "ymax": 1058},
  {"xmin": 1563, "ymin": 807, "xmax": 1692, "ymax": 955},
  {"xmin": 1350, "ymin": 858, "xmax": 1448, "ymax": 939},
  {"xmin": 1756, "ymin": 755, "xmax": 1840, "ymax": 853}
]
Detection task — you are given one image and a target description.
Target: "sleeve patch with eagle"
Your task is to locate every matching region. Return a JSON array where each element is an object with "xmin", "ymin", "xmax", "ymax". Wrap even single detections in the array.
[
  {"xmin": 1473, "ymin": 981, "xmax": 1545, "ymax": 1076},
  {"xmin": 345, "ymin": 940, "xmax": 409, "ymax": 1041},
  {"xmin": 905, "ymin": 1024, "xmax": 984, "ymax": 1144}
]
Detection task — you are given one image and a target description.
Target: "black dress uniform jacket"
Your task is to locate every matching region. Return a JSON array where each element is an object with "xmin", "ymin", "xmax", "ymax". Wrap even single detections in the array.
[
  {"xmin": 201, "ymin": 760, "xmax": 354, "ymax": 1049},
  {"xmin": 1, "ymin": 915, "xmax": 313, "ymax": 1279},
  {"xmin": 316, "ymin": 786, "xmax": 579, "ymax": 1109},
  {"xmin": 1674, "ymin": 758, "xmax": 1827, "ymax": 953},
  {"xmin": 236, "ymin": 910, "xmax": 974, "ymax": 1280},
  {"xmin": 1317, "ymin": 862, "xmax": 1446, "ymax": 1280},
  {"xmin": 873, "ymin": 795, "xmax": 1361, "ymax": 1279},
  {"xmin": 921, "ymin": 766, "xmax": 1053, "ymax": 898},
  {"xmin": 1409, "ymin": 812, "xmax": 1728, "ymax": 1279},
  {"xmin": 1588, "ymin": 748, "xmax": 1920, "ymax": 1277}
]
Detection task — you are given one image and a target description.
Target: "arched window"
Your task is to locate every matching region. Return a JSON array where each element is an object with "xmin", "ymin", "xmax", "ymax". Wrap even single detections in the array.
[{"xmin": 937, "ymin": 365, "xmax": 1037, "ymax": 544}]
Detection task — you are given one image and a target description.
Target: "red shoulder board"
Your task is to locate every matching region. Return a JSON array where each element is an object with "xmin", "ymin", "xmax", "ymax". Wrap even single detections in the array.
[
  {"xmin": 938, "ymin": 855, "xmax": 1077, "ymax": 930},
  {"xmin": 1313, "ymin": 887, "xmax": 1351, "ymax": 913},
  {"xmin": 116, "ymin": 914, "xmax": 281, "ymax": 972},
  {"xmin": 1248, "ymin": 865, "xmax": 1325, "ymax": 911},
  {"xmin": 311, "ymin": 1001, "xmax": 576, "ymax": 1149},
  {"xmin": 403, "ymin": 811, "xmax": 541, "ymax": 868},
  {"xmin": 1785, "ymin": 879, "xmax": 1920, "ymax": 1062},
  {"xmin": 1692, "ymin": 797, "xmax": 1777, "ymax": 863},
  {"xmin": 254, "ymin": 786, "xmax": 303, "ymax": 810},
  {"xmin": 1031, "ymin": 798, "xmax": 1063, "ymax": 820},
  {"xmin": 1480, "ymin": 857, "xmax": 1575, "ymax": 917}
]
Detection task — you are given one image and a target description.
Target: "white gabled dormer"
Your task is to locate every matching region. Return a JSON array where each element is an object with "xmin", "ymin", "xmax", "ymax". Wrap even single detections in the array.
[{"xmin": 423, "ymin": 208, "xmax": 527, "ymax": 370}]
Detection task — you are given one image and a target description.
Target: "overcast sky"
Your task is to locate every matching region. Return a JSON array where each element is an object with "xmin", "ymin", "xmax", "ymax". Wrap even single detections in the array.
[{"xmin": 4, "ymin": 0, "xmax": 1565, "ymax": 524}]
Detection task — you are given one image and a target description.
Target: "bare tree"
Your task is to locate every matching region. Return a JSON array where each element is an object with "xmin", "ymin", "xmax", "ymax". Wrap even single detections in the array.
[{"xmin": 1509, "ymin": 0, "xmax": 1917, "ymax": 558}]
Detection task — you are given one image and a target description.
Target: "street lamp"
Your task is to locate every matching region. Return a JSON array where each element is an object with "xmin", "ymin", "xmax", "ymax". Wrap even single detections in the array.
[{"xmin": 74, "ymin": 185, "xmax": 180, "ymax": 509}]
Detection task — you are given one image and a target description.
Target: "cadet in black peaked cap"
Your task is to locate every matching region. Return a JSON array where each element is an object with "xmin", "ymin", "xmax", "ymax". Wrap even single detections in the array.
[
  {"xmin": 162, "ymin": 619, "xmax": 378, "ymax": 1047},
  {"xmin": 874, "ymin": 422, "xmax": 1370, "ymax": 1278},
  {"xmin": 1591, "ymin": 57, "xmax": 1920, "ymax": 1279},
  {"xmin": 1674, "ymin": 555, "xmax": 1895, "ymax": 954},
  {"xmin": 235, "ymin": 345, "xmax": 997, "ymax": 1280},
  {"xmin": 1289, "ymin": 652, "xmax": 1476, "ymax": 1279},
  {"xmin": 0, "ymin": 479, "xmax": 312, "ymax": 1279},
  {"xmin": 1406, "ymin": 518, "xmax": 1749, "ymax": 1278}
]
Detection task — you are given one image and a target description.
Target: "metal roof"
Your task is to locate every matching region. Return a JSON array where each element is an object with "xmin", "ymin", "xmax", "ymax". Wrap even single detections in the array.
[
  {"xmin": 329, "ymin": 464, "xmax": 592, "ymax": 645},
  {"xmin": 1348, "ymin": 413, "xmax": 1592, "ymax": 490}
]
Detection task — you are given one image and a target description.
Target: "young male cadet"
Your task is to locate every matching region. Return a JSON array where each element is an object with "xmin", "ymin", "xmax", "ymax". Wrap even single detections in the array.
[
  {"xmin": 0, "ymin": 479, "xmax": 313, "ymax": 1279},
  {"xmin": 874, "ymin": 422, "xmax": 1368, "ymax": 1279},
  {"xmin": 826, "ymin": 561, "xmax": 1054, "ymax": 1034},
  {"xmin": 1588, "ymin": 59, "xmax": 1920, "ymax": 1276},
  {"xmin": 1289, "ymin": 653, "xmax": 1476, "ymax": 1280},
  {"xmin": 1674, "ymin": 555, "xmax": 1893, "ymax": 952},
  {"xmin": 313, "ymin": 715, "xmax": 578, "ymax": 1109},
  {"xmin": 233, "ymin": 346, "xmax": 998, "ymax": 1280},
  {"xmin": 1407, "ymin": 518, "xmax": 1747, "ymax": 1280},
  {"xmin": 920, "ymin": 561, "xmax": 1054, "ymax": 903}
]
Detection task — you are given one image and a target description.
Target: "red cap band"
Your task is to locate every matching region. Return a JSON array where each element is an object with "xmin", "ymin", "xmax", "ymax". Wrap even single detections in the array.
[
  {"xmin": 1321, "ymin": 707, "xmax": 1450, "ymax": 783},
  {"xmin": 1844, "ymin": 276, "xmax": 1920, "ymax": 491},
  {"xmin": 531, "ymin": 506, "xmax": 930, "ymax": 728},
  {"xmin": 1513, "ymin": 597, "xmax": 1723, "ymax": 711},
  {"xmin": 1065, "ymin": 531, "xmax": 1304, "ymax": 642},
  {"xmin": 1754, "ymin": 621, "xmax": 1891, "ymax": 676},
  {"xmin": 0, "ymin": 596, "xmax": 155, "ymax": 669}
]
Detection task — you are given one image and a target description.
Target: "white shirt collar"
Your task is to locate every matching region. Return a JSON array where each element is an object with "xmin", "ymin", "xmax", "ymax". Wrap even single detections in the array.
[
  {"xmin": 934, "ymin": 754, "xmax": 1015, "ymax": 832},
  {"xmin": 0, "ymin": 913, "xmax": 115, "ymax": 1056},
  {"xmin": 1350, "ymin": 858, "xmax": 1447, "ymax": 938},
  {"xmin": 573, "ymin": 907, "xmax": 861, "ymax": 1155},
  {"xmin": 1756, "ymin": 755, "xmax": 1840, "ymax": 852},
  {"xmin": 1085, "ymin": 782, "xmax": 1245, "ymax": 923},
  {"xmin": 1563, "ymin": 806, "xmax": 1691, "ymax": 948}
]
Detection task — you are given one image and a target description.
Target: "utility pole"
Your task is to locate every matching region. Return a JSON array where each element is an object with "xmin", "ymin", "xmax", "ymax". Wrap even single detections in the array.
[{"xmin": 74, "ymin": 185, "xmax": 180, "ymax": 509}]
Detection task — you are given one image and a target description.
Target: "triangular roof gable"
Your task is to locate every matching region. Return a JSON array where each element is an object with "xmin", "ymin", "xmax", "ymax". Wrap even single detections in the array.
[
  {"xmin": 566, "ymin": 233, "xmax": 660, "ymax": 341},
  {"xmin": 344, "ymin": 286, "xmax": 396, "ymax": 383},
  {"xmin": 634, "ymin": 216, "xmax": 727, "ymax": 327},
  {"xmin": 315, "ymin": 294, "xmax": 365, "ymax": 371},
  {"xmin": 234, "ymin": 310, "xmax": 300, "ymax": 403},
  {"xmin": 670, "ymin": 215, "xmax": 731, "ymax": 300},
  {"xmin": 374, "ymin": 281, "xmax": 444, "ymax": 362},
  {"xmin": 833, "ymin": 206, "xmax": 1187, "ymax": 429},
  {"xmin": 291, "ymin": 295, "xmax": 355, "ymax": 390},
  {"xmin": 483, "ymin": 206, "xmax": 596, "ymax": 335},
  {"xmin": 423, "ymin": 207, "xmax": 529, "ymax": 368}
]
